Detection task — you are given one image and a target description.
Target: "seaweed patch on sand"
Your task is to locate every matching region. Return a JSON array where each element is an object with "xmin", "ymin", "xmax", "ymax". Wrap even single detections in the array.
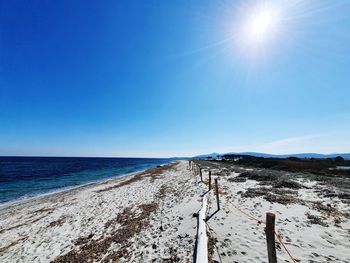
[{"xmin": 52, "ymin": 202, "xmax": 159, "ymax": 263}]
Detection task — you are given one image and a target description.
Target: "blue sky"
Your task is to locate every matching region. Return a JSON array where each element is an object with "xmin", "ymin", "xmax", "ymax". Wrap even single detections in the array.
[{"xmin": 1, "ymin": 0, "xmax": 350, "ymax": 157}]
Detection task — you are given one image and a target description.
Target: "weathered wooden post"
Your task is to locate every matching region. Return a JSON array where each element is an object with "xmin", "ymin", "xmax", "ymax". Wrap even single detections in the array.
[
  {"xmin": 208, "ymin": 170, "xmax": 212, "ymax": 191},
  {"xmin": 266, "ymin": 212, "xmax": 277, "ymax": 263},
  {"xmin": 200, "ymin": 168, "xmax": 203, "ymax": 182},
  {"xmin": 215, "ymin": 178, "xmax": 220, "ymax": 211}
]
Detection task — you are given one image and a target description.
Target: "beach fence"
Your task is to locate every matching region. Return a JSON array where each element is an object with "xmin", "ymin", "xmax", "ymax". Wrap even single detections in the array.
[{"xmin": 188, "ymin": 161, "xmax": 297, "ymax": 263}]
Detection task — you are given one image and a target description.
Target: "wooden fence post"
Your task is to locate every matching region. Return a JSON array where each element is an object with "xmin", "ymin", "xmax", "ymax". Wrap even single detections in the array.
[
  {"xmin": 266, "ymin": 212, "xmax": 277, "ymax": 263},
  {"xmin": 200, "ymin": 168, "xmax": 203, "ymax": 182},
  {"xmin": 208, "ymin": 171, "xmax": 212, "ymax": 191},
  {"xmin": 215, "ymin": 178, "xmax": 220, "ymax": 211}
]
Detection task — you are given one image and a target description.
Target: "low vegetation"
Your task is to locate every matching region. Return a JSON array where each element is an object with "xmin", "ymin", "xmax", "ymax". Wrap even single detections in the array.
[{"xmin": 222, "ymin": 154, "xmax": 350, "ymax": 177}]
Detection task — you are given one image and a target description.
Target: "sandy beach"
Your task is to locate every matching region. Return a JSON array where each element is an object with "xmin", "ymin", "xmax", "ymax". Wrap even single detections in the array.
[{"xmin": 1, "ymin": 160, "xmax": 350, "ymax": 262}]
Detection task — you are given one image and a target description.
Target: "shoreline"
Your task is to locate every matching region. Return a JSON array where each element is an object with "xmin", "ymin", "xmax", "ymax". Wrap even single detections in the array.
[
  {"xmin": 0, "ymin": 161, "xmax": 172, "ymax": 210},
  {"xmin": 0, "ymin": 160, "xmax": 201, "ymax": 262}
]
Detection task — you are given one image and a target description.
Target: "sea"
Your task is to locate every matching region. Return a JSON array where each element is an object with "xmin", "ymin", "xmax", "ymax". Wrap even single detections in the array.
[{"xmin": 0, "ymin": 157, "xmax": 172, "ymax": 205}]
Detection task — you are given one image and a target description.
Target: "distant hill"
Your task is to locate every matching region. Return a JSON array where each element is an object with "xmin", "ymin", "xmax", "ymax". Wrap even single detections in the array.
[
  {"xmin": 194, "ymin": 152, "xmax": 350, "ymax": 160},
  {"xmin": 193, "ymin": 153, "xmax": 221, "ymax": 159}
]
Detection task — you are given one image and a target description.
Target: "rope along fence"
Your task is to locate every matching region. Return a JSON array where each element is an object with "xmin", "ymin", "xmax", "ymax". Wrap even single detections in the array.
[
  {"xmin": 274, "ymin": 231, "xmax": 297, "ymax": 263},
  {"xmin": 226, "ymin": 198, "xmax": 297, "ymax": 263},
  {"xmin": 189, "ymin": 160, "xmax": 297, "ymax": 263},
  {"xmin": 226, "ymin": 198, "xmax": 266, "ymax": 225}
]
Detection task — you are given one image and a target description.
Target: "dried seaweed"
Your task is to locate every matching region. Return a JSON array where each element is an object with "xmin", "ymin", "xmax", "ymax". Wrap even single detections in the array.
[{"xmin": 52, "ymin": 192, "xmax": 163, "ymax": 263}]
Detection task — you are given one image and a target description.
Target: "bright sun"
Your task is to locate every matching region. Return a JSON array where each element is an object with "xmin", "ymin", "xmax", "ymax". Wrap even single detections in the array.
[
  {"xmin": 250, "ymin": 10, "xmax": 273, "ymax": 37},
  {"xmin": 248, "ymin": 6, "xmax": 280, "ymax": 43},
  {"xmin": 239, "ymin": 3, "xmax": 282, "ymax": 47}
]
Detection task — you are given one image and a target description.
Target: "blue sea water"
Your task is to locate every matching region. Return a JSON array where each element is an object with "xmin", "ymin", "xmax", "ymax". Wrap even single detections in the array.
[{"xmin": 0, "ymin": 157, "xmax": 172, "ymax": 205}]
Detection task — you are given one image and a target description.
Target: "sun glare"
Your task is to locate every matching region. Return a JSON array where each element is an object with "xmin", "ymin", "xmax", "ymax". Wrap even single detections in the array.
[
  {"xmin": 245, "ymin": 5, "xmax": 281, "ymax": 44},
  {"xmin": 206, "ymin": 0, "xmax": 343, "ymax": 67},
  {"xmin": 229, "ymin": 1, "xmax": 286, "ymax": 61},
  {"xmin": 250, "ymin": 10, "xmax": 273, "ymax": 37}
]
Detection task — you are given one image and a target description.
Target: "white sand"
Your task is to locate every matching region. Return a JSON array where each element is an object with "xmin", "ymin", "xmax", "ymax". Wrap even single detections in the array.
[
  {"xmin": 1, "ymin": 160, "xmax": 349, "ymax": 263},
  {"xmin": 202, "ymin": 169, "xmax": 350, "ymax": 263}
]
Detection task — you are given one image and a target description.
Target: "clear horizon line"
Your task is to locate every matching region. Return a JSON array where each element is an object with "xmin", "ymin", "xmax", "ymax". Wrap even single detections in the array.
[
  {"xmin": 1, "ymin": 151, "xmax": 350, "ymax": 159},
  {"xmin": 0, "ymin": 155, "xmax": 188, "ymax": 159}
]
